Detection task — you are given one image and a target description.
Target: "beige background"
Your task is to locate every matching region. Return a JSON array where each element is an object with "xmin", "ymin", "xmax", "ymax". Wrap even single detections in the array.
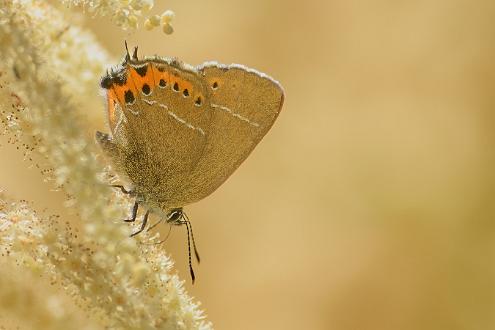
[{"xmin": 2, "ymin": 0, "xmax": 495, "ymax": 329}]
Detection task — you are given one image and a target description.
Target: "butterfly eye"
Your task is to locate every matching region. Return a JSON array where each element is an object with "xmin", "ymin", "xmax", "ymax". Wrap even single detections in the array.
[
  {"xmin": 159, "ymin": 79, "xmax": 167, "ymax": 88},
  {"xmin": 100, "ymin": 76, "xmax": 112, "ymax": 89},
  {"xmin": 124, "ymin": 90, "xmax": 135, "ymax": 104},
  {"xmin": 167, "ymin": 209, "xmax": 183, "ymax": 223},
  {"xmin": 142, "ymin": 84, "xmax": 151, "ymax": 96},
  {"xmin": 183, "ymin": 89, "xmax": 189, "ymax": 97},
  {"xmin": 173, "ymin": 82, "xmax": 180, "ymax": 92}
]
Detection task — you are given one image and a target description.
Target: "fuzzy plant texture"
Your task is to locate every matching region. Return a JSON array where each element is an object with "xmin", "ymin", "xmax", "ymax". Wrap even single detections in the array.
[{"xmin": 0, "ymin": 0, "xmax": 212, "ymax": 329}]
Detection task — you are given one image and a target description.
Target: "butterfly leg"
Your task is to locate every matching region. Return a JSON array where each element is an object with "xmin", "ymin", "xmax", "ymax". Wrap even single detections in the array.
[
  {"xmin": 124, "ymin": 201, "xmax": 139, "ymax": 223},
  {"xmin": 130, "ymin": 210, "xmax": 149, "ymax": 237},
  {"xmin": 110, "ymin": 184, "xmax": 132, "ymax": 195}
]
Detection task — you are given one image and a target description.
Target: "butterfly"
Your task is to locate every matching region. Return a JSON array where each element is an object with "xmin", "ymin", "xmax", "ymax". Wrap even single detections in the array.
[{"xmin": 96, "ymin": 44, "xmax": 284, "ymax": 282}]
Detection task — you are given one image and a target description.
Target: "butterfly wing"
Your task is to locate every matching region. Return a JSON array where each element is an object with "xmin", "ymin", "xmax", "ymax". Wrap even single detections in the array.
[
  {"xmin": 177, "ymin": 63, "xmax": 285, "ymax": 205},
  {"xmin": 98, "ymin": 59, "xmax": 212, "ymax": 208},
  {"xmin": 98, "ymin": 57, "xmax": 284, "ymax": 209}
]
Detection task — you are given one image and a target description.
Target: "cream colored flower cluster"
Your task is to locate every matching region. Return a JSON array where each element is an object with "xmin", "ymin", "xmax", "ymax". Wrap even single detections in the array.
[
  {"xmin": 0, "ymin": 0, "xmax": 211, "ymax": 329},
  {"xmin": 59, "ymin": 0, "xmax": 175, "ymax": 34},
  {"xmin": 0, "ymin": 194, "xmax": 101, "ymax": 330},
  {"xmin": 144, "ymin": 10, "xmax": 175, "ymax": 34}
]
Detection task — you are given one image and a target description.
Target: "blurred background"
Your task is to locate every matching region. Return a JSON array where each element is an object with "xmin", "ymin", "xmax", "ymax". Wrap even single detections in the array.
[{"xmin": 2, "ymin": 0, "xmax": 495, "ymax": 329}]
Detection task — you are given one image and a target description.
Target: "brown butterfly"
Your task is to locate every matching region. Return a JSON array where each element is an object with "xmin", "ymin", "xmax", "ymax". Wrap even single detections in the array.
[{"xmin": 96, "ymin": 44, "xmax": 284, "ymax": 282}]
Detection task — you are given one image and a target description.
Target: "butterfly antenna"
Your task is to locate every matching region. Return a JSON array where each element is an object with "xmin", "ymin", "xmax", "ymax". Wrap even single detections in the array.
[
  {"xmin": 184, "ymin": 212, "xmax": 201, "ymax": 263},
  {"xmin": 124, "ymin": 40, "xmax": 130, "ymax": 62},
  {"xmin": 132, "ymin": 46, "xmax": 139, "ymax": 61},
  {"xmin": 184, "ymin": 219, "xmax": 196, "ymax": 284}
]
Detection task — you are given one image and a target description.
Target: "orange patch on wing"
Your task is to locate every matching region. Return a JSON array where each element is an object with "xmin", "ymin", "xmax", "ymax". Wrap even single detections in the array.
[
  {"xmin": 112, "ymin": 80, "xmax": 137, "ymax": 105},
  {"xmin": 150, "ymin": 64, "xmax": 194, "ymax": 94},
  {"xmin": 151, "ymin": 64, "xmax": 171, "ymax": 88},
  {"xmin": 129, "ymin": 64, "xmax": 155, "ymax": 93},
  {"xmin": 107, "ymin": 88, "xmax": 119, "ymax": 133},
  {"xmin": 170, "ymin": 74, "xmax": 194, "ymax": 93},
  {"xmin": 106, "ymin": 89, "xmax": 118, "ymax": 126}
]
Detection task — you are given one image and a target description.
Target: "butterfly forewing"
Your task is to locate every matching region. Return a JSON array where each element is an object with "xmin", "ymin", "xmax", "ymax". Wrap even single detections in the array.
[
  {"xmin": 98, "ymin": 56, "xmax": 284, "ymax": 210},
  {"xmin": 99, "ymin": 59, "xmax": 212, "ymax": 207}
]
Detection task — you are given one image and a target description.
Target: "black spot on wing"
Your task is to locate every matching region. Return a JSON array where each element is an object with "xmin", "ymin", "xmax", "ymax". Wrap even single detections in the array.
[
  {"xmin": 124, "ymin": 90, "xmax": 135, "ymax": 104},
  {"xmin": 133, "ymin": 64, "xmax": 148, "ymax": 77},
  {"xmin": 142, "ymin": 84, "xmax": 151, "ymax": 95}
]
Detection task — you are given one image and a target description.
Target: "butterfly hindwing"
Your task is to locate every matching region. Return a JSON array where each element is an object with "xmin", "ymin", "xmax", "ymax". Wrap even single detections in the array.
[{"xmin": 175, "ymin": 63, "xmax": 285, "ymax": 205}]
